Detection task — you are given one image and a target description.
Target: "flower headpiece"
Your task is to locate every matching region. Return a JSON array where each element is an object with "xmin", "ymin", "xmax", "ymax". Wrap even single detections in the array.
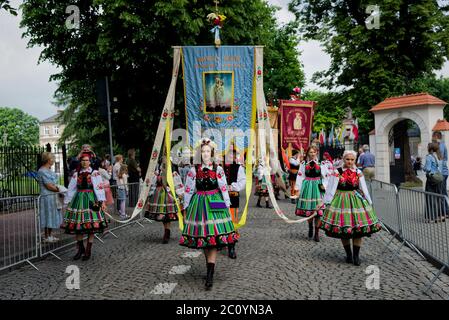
[
  {"xmin": 207, "ymin": 7, "xmax": 226, "ymax": 47},
  {"xmin": 194, "ymin": 138, "xmax": 218, "ymax": 151}
]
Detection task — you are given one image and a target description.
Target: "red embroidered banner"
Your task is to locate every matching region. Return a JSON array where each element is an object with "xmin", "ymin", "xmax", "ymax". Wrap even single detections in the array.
[{"xmin": 280, "ymin": 100, "xmax": 315, "ymax": 151}]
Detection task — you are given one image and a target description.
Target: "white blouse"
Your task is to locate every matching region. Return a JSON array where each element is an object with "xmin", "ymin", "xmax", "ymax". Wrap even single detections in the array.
[
  {"xmin": 323, "ymin": 168, "xmax": 372, "ymax": 205},
  {"xmin": 183, "ymin": 165, "xmax": 231, "ymax": 209},
  {"xmin": 229, "ymin": 166, "xmax": 246, "ymax": 192},
  {"xmin": 295, "ymin": 160, "xmax": 330, "ymax": 191},
  {"xmin": 64, "ymin": 168, "xmax": 106, "ymax": 204}
]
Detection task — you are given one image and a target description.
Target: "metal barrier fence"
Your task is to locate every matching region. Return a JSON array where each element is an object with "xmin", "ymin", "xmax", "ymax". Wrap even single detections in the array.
[
  {"xmin": 397, "ymin": 187, "xmax": 449, "ymax": 292},
  {"xmin": 0, "ymin": 182, "xmax": 148, "ymax": 272},
  {"xmin": 368, "ymin": 179, "xmax": 449, "ymax": 293},
  {"xmin": 0, "ymin": 196, "xmax": 39, "ymax": 271},
  {"xmin": 369, "ymin": 180, "xmax": 401, "ymax": 237}
]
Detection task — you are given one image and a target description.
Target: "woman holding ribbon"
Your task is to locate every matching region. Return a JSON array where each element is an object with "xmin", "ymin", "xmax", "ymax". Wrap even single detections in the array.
[
  {"xmin": 180, "ymin": 138, "xmax": 239, "ymax": 290},
  {"xmin": 319, "ymin": 150, "xmax": 382, "ymax": 266},
  {"xmin": 146, "ymin": 156, "xmax": 183, "ymax": 244},
  {"xmin": 61, "ymin": 151, "xmax": 108, "ymax": 261},
  {"xmin": 295, "ymin": 145, "xmax": 328, "ymax": 242}
]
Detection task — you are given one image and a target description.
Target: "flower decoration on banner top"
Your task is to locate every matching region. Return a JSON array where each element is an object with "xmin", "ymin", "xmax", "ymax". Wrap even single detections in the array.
[
  {"xmin": 207, "ymin": 11, "xmax": 226, "ymax": 48},
  {"xmin": 293, "ymin": 86, "xmax": 301, "ymax": 94},
  {"xmin": 215, "ymin": 116, "xmax": 222, "ymax": 124}
]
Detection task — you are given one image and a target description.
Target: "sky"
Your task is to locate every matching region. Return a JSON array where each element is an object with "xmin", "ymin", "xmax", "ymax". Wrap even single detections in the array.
[{"xmin": 0, "ymin": 0, "xmax": 448, "ymax": 121}]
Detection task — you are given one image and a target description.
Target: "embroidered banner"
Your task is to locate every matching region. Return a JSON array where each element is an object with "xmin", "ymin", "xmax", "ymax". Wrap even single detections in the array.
[
  {"xmin": 280, "ymin": 100, "xmax": 315, "ymax": 151},
  {"xmin": 182, "ymin": 46, "xmax": 255, "ymax": 152}
]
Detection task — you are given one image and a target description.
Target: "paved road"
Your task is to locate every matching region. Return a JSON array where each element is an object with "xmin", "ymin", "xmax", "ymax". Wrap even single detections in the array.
[{"xmin": 0, "ymin": 194, "xmax": 449, "ymax": 300}]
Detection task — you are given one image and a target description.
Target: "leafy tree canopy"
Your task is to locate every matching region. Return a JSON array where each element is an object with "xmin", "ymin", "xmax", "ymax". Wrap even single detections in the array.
[
  {"xmin": 289, "ymin": 0, "xmax": 449, "ymax": 132},
  {"xmin": 20, "ymin": 0, "xmax": 305, "ymax": 167},
  {"xmin": 0, "ymin": 107, "xmax": 39, "ymax": 147}
]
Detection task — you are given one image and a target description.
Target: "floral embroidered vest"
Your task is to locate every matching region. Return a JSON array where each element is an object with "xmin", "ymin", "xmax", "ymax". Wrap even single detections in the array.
[
  {"xmin": 337, "ymin": 168, "xmax": 359, "ymax": 191},
  {"xmin": 305, "ymin": 161, "xmax": 321, "ymax": 178},
  {"xmin": 195, "ymin": 164, "xmax": 219, "ymax": 191}
]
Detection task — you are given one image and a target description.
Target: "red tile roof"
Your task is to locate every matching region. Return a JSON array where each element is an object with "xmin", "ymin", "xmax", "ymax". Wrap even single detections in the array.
[
  {"xmin": 370, "ymin": 93, "xmax": 447, "ymax": 112},
  {"xmin": 433, "ymin": 119, "xmax": 449, "ymax": 131}
]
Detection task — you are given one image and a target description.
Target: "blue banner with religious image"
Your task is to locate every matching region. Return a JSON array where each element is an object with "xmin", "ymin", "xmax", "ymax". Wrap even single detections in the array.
[{"xmin": 182, "ymin": 46, "xmax": 255, "ymax": 152}]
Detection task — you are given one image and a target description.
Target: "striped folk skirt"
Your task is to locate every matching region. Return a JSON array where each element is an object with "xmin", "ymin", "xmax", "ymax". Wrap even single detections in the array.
[
  {"xmin": 146, "ymin": 186, "xmax": 178, "ymax": 222},
  {"xmin": 295, "ymin": 178, "xmax": 324, "ymax": 217},
  {"xmin": 61, "ymin": 190, "xmax": 108, "ymax": 234},
  {"xmin": 179, "ymin": 189, "xmax": 239, "ymax": 249},
  {"xmin": 318, "ymin": 190, "xmax": 382, "ymax": 239}
]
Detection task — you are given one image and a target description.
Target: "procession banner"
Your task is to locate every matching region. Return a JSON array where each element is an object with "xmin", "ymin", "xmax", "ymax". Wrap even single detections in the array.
[
  {"xmin": 181, "ymin": 46, "xmax": 255, "ymax": 153},
  {"xmin": 280, "ymin": 100, "xmax": 315, "ymax": 151}
]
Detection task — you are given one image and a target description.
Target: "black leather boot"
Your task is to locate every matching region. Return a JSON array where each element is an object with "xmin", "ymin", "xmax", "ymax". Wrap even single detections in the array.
[
  {"xmin": 265, "ymin": 201, "xmax": 273, "ymax": 209},
  {"xmin": 313, "ymin": 227, "xmax": 320, "ymax": 242},
  {"xmin": 308, "ymin": 223, "xmax": 313, "ymax": 239},
  {"xmin": 344, "ymin": 244, "xmax": 353, "ymax": 263},
  {"xmin": 353, "ymin": 245, "xmax": 361, "ymax": 266},
  {"xmin": 257, "ymin": 198, "xmax": 262, "ymax": 208},
  {"xmin": 162, "ymin": 229, "xmax": 170, "ymax": 244},
  {"xmin": 82, "ymin": 242, "xmax": 93, "ymax": 261},
  {"xmin": 205, "ymin": 263, "xmax": 215, "ymax": 290},
  {"xmin": 73, "ymin": 240, "xmax": 85, "ymax": 261},
  {"xmin": 228, "ymin": 244, "xmax": 237, "ymax": 259}
]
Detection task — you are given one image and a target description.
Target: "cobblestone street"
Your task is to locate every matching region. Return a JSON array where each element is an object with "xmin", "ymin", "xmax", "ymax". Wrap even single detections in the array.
[{"xmin": 1, "ymin": 195, "xmax": 449, "ymax": 300}]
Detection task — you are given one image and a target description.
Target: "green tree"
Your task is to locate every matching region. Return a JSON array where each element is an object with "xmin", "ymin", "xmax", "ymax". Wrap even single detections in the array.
[
  {"xmin": 0, "ymin": 107, "xmax": 39, "ymax": 146},
  {"xmin": 0, "ymin": 0, "xmax": 17, "ymax": 15},
  {"xmin": 20, "ymin": 0, "xmax": 305, "ymax": 171},
  {"xmin": 289, "ymin": 0, "xmax": 449, "ymax": 132},
  {"xmin": 301, "ymin": 90, "xmax": 346, "ymax": 133}
]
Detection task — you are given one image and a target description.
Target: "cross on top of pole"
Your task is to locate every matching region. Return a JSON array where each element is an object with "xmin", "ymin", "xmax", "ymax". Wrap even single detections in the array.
[{"xmin": 214, "ymin": 0, "xmax": 219, "ymax": 12}]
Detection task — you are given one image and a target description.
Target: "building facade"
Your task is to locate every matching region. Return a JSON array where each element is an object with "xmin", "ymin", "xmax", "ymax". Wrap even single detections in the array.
[{"xmin": 39, "ymin": 110, "xmax": 65, "ymax": 176}]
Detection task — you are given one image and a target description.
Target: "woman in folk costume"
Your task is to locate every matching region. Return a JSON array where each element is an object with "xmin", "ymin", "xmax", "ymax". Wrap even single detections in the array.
[
  {"xmin": 223, "ymin": 146, "xmax": 246, "ymax": 259},
  {"xmin": 295, "ymin": 145, "xmax": 329, "ymax": 242},
  {"xmin": 319, "ymin": 150, "xmax": 382, "ymax": 266},
  {"xmin": 180, "ymin": 138, "xmax": 239, "ymax": 290},
  {"xmin": 61, "ymin": 152, "xmax": 108, "ymax": 261},
  {"xmin": 254, "ymin": 157, "xmax": 274, "ymax": 209},
  {"xmin": 146, "ymin": 156, "xmax": 183, "ymax": 244},
  {"xmin": 289, "ymin": 149, "xmax": 301, "ymax": 203}
]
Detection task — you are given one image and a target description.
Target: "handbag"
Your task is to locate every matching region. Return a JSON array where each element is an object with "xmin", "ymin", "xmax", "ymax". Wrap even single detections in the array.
[
  {"xmin": 209, "ymin": 199, "xmax": 228, "ymax": 209},
  {"xmin": 427, "ymin": 154, "xmax": 444, "ymax": 185}
]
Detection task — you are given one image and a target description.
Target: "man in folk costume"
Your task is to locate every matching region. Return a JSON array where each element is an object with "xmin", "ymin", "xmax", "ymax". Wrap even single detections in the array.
[
  {"xmin": 223, "ymin": 145, "xmax": 246, "ymax": 259},
  {"xmin": 289, "ymin": 149, "xmax": 301, "ymax": 203}
]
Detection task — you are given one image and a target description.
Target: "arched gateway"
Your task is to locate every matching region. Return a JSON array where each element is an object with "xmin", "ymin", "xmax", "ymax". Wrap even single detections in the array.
[{"xmin": 369, "ymin": 93, "xmax": 448, "ymax": 184}]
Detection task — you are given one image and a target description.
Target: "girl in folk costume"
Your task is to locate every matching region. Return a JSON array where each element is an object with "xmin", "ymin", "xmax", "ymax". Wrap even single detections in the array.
[
  {"xmin": 223, "ymin": 146, "xmax": 246, "ymax": 259},
  {"xmin": 180, "ymin": 138, "xmax": 239, "ymax": 290},
  {"xmin": 295, "ymin": 145, "xmax": 328, "ymax": 242},
  {"xmin": 289, "ymin": 149, "xmax": 301, "ymax": 203},
  {"xmin": 61, "ymin": 152, "xmax": 108, "ymax": 261},
  {"xmin": 146, "ymin": 156, "xmax": 183, "ymax": 244},
  {"xmin": 319, "ymin": 150, "xmax": 382, "ymax": 266},
  {"xmin": 254, "ymin": 157, "xmax": 274, "ymax": 209}
]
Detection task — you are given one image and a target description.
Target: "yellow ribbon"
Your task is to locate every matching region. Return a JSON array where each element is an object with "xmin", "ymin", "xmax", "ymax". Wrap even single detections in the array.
[{"xmin": 165, "ymin": 120, "xmax": 184, "ymax": 230}]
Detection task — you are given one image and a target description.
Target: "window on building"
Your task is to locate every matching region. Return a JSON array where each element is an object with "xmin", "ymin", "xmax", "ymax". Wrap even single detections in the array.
[
  {"xmin": 53, "ymin": 126, "xmax": 59, "ymax": 135},
  {"xmin": 44, "ymin": 127, "xmax": 49, "ymax": 135}
]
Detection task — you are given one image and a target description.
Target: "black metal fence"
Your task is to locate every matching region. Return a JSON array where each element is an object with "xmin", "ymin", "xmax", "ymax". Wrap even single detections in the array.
[{"xmin": 0, "ymin": 144, "xmax": 67, "ymax": 198}]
